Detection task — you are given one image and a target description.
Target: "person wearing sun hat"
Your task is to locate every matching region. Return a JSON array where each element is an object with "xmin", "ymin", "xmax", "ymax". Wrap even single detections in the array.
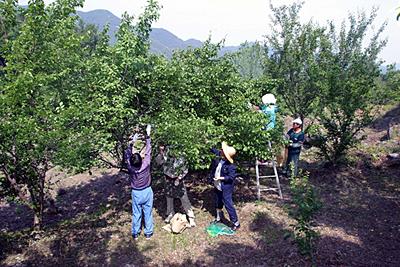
[
  {"xmin": 208, "ymin": 141, "xmax": 240, "ymax": 231},
  {"xmin": 250, "ymin": 93, "xmax": 278, "ymax": 130},
  {"xmin": 260, "ymin": 93, "xmax": 278, "ymax": 130},
  {"xmin": 283, "ymin": 118, "xmax": 305, "ymax": 177}
]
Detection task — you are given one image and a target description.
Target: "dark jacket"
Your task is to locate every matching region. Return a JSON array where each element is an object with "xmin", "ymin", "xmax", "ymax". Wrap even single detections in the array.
[
  {"xmin": 287, "ymin": 129, "xmax": 305, "ymax": 155},
  {"xmin": 208, "ymin": 148, "xmax": 237, "ymax": 189}
]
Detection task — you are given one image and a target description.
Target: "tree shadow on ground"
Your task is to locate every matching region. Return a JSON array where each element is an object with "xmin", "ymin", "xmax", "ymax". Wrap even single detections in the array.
[
  {"xmin": 3, "ymin": 154, "xmax": 399, "ymax": 266},
  {"xmin": 0, "ymin": 170, "xmax": 132, "ymax": 233},
  {"xmin": 306, "ymin": 156, "xmax": 400, "ymax": 266},
  {"xmin": 157, "ymin": 210, "xmax": 306, "ymax": 266},
  {"xmin": 164, "ymin": 176, "xmax": 373, "ymax": 267},
  {"xmin": 46, "ymin": 171, "xmax": 131, "ymax": 226},
  {"xmin": 19, "ymin": 210, "xmax": 149, "ymax": 266},
  {"xmin": 191, "ymin": 167, "xmax": 394, "ymax": 267},
  {"xmin": 0, "ymin": 201, "xmax": 33, "ymax": 232},
  {"xmin": 169, "ymin": 211, "xmax": 311, "ymax": 266},
  {"xmin": 371, "ymin": 104, "xmax": 400, "ymax": 132},
  {"xmin": 0, "ymin": 170, "xmax": 150, "ymax": 266}
]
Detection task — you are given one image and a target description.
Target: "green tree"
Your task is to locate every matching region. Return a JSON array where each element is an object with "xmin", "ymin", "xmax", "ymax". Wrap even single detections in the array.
[
  {"xmin": 149, "ymin": 42, "xmax": 282, "ymax": 169},
  {"xmin": 0, "ymin": 0, "xmax": 86, "ymax": 228},
  {"xmin": 0, "ymin": 0, "xmax": 26, "ymax": 68},
  {"xmin": 71, "ymin": 0, "xmax": 161, "ymax": 171},
  {"xmin": 316, "ymin": 9, "xmax": 387, "ymax": 163},
  {"xmin": 230, "ymin": 41, "xmax": 265, "ymax": 79},
  {"xmin": 75, "ymin": 18, "xmax": 101, "ymax": 55},
  {"xmin": 382, "ymin": 64, "xmax": 400, "ymax": 102},
  {"xmin": 264, "ymin": 2, "xmax": 326, "ymax": 125}
]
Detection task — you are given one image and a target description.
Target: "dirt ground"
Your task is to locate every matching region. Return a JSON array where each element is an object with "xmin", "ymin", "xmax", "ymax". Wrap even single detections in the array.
[{"xmin": 1, "ymin": 105, "xmax": 399, "ymax": 267}]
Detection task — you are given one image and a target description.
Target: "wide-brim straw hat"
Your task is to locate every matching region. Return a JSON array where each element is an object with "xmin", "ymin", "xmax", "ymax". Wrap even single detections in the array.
[{"xmin": 222, "ymin": 141, "xmax": 236, "ymax": 164}]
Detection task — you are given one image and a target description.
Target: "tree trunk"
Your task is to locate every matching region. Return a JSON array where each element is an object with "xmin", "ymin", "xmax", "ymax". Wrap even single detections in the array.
[
  {"xmin": 300, "ymin": 114, "xmax": 305, "ymax": 131},
  {"xmin": 2, "ymin": 167, "xmax": 30, "ymax": 203},
  {"xmin": 33, "ymin": 174, "xmax": 46, "ymax": 230},
  {"xmin": 33, "ymin": 210, "xmax": 42, "ymax": 230}
]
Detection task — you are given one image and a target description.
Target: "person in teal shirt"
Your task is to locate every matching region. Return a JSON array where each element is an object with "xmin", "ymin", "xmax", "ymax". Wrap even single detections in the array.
[
  {"xmin": 261, "ymin": 94, "xmax": 278, "ymax": 130},
  {"xmin": 250, "ymin": 93, "xmax": 278, "ymax": 130}
]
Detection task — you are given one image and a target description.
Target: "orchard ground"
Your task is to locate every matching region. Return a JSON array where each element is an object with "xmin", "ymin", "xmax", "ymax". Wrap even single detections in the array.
[{"xmin": 1, "ymin": 105, "xmax": 400, "ymax": 267}]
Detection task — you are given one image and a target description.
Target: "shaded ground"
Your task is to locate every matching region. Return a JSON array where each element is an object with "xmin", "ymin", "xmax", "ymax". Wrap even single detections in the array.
[
  {"xmin": 1, "ymin": 107, "xmax": 400, "ymax": 267},
  {"xmin": 371, "ymin": 104, "xmax": 400, "ymax": 132}
]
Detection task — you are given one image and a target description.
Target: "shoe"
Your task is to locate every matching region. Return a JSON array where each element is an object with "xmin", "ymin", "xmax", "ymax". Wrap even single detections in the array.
[
  {"xmin": 145, "ymin": 233, "xmax": 153, "ymax": 240},
  {"xmin": 231, "ymin": 223, "xmax": 241, "ymax": 231},
  {"xmin": 189, "ymin": 218, "xmax": 196, "ymax": 227},
  {"xmin": 187, "ymin": 210, "xmax": 196, "ymax": 227},
  {"xmin": 211, "ymin": 217, "xmax": 221, "ymax": 224},
  {"xmin": 164, "ymin": 213, "xmax": 174, "ymax": 223},
  {"xmin": 132, "ymin": 233, "xmax": 139, "ymax": 240}
]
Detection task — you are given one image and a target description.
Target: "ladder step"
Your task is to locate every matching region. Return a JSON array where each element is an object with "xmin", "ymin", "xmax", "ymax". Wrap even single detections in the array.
[
  {"xmin": 259, "ymin": 188, "xmax": 280, "ymax": 192},
  {"xmin": 258, "ymin": 175, "xmax": 278, "ymax": 178},
  {"xmin": 255, "ymin": 151, "xmax": 283, "ymax": 199},
  {"xmin": 256, "ymin": 163, "xmax": 276, "ymax": 166}
]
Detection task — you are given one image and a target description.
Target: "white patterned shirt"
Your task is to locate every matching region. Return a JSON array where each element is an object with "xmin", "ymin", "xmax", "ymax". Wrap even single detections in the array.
[{"xmin": 214, "ymin": 160, "xmax": 225, "ymax": 191}]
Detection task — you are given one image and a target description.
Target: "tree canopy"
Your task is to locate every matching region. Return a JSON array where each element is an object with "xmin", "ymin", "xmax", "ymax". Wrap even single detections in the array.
[{"xmin": 0, "ymin": 0, "xmax": 390, "ymax": 228}]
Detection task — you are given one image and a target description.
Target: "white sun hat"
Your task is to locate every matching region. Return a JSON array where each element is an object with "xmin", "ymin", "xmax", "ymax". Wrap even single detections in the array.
[
  {"xmin": 262, "ymin": 93, "xmax": 277, "ymax": 105},
  {"xmin": 292, "ymin": 118, "xmax": 302, "ymax": 125}
]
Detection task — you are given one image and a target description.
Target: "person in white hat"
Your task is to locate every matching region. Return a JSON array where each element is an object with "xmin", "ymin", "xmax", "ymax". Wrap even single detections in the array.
[
  {"xmin": 261, "ymin": 93, "xmax": 278, "ymax": 130},
  {"xmin": 208, "ymin": 142, "xmax": 240, "ymax": 231},
  {"xmin": 283, "ymin": 118, "xmax": 305, "ymax": 177},
  {"xmin": 250, "ymin": 93, "xmax": 278, "ymax": 130}
]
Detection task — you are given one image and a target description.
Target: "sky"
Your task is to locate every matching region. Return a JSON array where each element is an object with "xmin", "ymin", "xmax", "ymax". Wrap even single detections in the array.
[{"xmin": 18, "ymin": 0, "xmax": 400, "ymax": 64}]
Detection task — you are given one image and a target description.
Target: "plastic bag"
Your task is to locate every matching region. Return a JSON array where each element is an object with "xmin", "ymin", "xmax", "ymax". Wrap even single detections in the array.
[{"xmin": 206, "ymin": 222, "xmax": 235, "ymax": 237}]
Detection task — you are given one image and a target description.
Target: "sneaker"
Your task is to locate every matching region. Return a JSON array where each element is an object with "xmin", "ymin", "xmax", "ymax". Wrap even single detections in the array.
[
  {"xmin": 211, "ymin": 217, "xmax": 221, "ymax": 224},
  {"xmin": 188, "ymin": 218, "xmax": 196, "ymax": 227},
  {"xmin": 164, "ymin": 213, "xmax": 175, "ymax": 223},
  {"xmin": 144, "ymin": 233, "xmax": 153, "ymax": 240},
  {"xmin": 231, "ymin": 223, "xmax": 241, "ymax": 231},
  {"xmin": 132, "ymin": 233, "xmax": 139, "ymax": 240}
]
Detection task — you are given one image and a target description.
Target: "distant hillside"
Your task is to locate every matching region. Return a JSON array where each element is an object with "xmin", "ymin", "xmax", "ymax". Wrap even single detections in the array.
[
  {"xmin": 76, "ymin": 9, "xmax": 239, "ymax": 57},
  {"xmin": 77, "ymin": 10, "xmax": 120, "ymax": 44}
]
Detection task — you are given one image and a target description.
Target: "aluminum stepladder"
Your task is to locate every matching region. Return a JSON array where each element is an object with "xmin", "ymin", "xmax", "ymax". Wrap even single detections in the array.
[{"xmin": 255, "ymin": 141, "xmax": 283, "ymax": 199}]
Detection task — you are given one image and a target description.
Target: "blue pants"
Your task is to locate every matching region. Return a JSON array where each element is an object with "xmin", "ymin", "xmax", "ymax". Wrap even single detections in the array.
[
  {"xmin": 131, "ymin": 187, "xmax": 153, "ymax": 236},
  {"xmin": 285, "ymin": 152, "xmax": 300, "ymax": 177},
  {"xmin": 215, "ymin": 187, "xmax": 238, "ymax": 223}
]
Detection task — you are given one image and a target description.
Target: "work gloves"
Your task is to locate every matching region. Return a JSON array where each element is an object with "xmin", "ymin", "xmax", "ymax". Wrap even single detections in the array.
[
  {"xmin": 129, "ymin": 133, "xmax": 139, "ymax": 146},
  {"xmin": 146, "ymin": 124, "xmax": 151, "ymax": 137}
]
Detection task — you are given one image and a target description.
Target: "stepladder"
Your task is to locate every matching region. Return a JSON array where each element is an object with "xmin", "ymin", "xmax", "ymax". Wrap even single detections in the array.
[{"xmin": 255, "ymin": 141, "xmax": 283, "ymax": 199}]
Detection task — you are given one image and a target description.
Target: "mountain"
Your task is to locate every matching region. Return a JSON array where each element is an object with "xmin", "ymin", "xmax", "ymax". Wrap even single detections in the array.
[
  {"xmin": 77, "ymin": 10, "xmax": 120, "ymax": 44},
  {"xmin": 76, "ymin": 9, "xmax": 239, "ymax": 57}
]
